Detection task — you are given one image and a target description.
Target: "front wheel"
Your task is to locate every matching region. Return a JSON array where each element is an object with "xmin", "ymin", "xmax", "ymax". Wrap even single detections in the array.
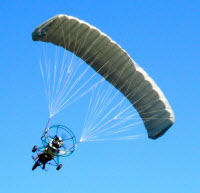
[
  {"xmin": 32, "ymin": 145, "xmax": 37, "ymax": 152},
  {"xmin": 56, "ymin": 164, "xmax": 62, "ymax": 170}
]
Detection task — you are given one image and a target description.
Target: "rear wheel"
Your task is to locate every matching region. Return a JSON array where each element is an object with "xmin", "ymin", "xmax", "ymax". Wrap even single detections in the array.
[
  {"xmin": 32, "ymin": 145, "xmax": 37, "ymax": 152},
  {"xmin": 56, "ymin": 164, "xmax": 62, "ymax": 170}
]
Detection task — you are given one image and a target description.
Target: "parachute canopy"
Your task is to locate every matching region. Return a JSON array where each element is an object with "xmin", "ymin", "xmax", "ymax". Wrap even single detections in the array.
[{"xmin": 32, "ymin": 14, "xmax": 175, "ymax": 139}]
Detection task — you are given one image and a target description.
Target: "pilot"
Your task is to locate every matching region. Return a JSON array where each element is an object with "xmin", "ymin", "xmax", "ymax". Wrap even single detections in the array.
[{"xmin": 32, "ymin": 136, "xmax": 63, "ymax": 170}]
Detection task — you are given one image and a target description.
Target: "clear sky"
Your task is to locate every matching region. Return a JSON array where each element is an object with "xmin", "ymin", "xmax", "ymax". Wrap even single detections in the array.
[{"xmin": 0, "ymin": 1, "xmax": 199, "ymax": 193}]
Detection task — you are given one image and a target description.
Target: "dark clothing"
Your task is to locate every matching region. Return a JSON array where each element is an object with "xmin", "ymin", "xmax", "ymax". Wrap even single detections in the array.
[
  {"xmin": 38, "ymin": 153, "xmax": 53, "ymax": 165},
  {"xmin": 32, "ymin": 152, "xmax": 53, "ymax": 170}
]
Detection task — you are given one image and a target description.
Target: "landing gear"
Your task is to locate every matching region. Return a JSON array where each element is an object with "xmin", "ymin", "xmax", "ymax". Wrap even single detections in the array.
[
  {"xmin": 56, "ymin": 164, "xmax": 62, "ymax": 170},
  {"xmin": 32, "ymin": 145, "xmax": 37, "ymax": 152}
]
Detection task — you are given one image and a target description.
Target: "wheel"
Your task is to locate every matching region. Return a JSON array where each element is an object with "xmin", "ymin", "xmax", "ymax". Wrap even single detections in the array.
[
  {"xmin": 32, "ymin": 145, "xmax": 37, "ymax": 152},
  {"xmin": 56, "ymin": 164, "xmax": 62, "ymax": 170}
]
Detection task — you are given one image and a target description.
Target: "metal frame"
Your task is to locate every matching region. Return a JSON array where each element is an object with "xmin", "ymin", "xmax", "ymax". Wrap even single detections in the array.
[{"xmin": 33, "ymin": 125, "xmax": 76, "ymax": 170}]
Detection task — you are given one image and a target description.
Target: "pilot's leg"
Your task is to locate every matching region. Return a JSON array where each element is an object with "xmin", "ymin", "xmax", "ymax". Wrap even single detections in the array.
[
  {"xmin": 32, "ymin": 161, "xmax": 40, "ymax": 170},
  {"xmin": 33, "ymin": 153, "xmax": 42, "ymax": 161},
  {"xmin": 40, "ymin": 154, "xmax": 52, "ymax": 169}
]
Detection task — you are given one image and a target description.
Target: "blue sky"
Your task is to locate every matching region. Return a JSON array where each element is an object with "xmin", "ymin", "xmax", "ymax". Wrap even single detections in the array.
[{"xmin": 0, "ymin": 1, "xmax": 200, "ymax": 193}]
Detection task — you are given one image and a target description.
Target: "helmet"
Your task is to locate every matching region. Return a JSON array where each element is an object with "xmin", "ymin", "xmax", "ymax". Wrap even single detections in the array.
[
  {"xmin": 53, "ymin": 136, "xmax": 63, "ymax": 148},
  {"xmin": 54, "ymin": 135, "xmax": 63, "ymax": 141},
  {"xmin": 58, "ymin": 137, "xmax": 63, "ymax": 142}
]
